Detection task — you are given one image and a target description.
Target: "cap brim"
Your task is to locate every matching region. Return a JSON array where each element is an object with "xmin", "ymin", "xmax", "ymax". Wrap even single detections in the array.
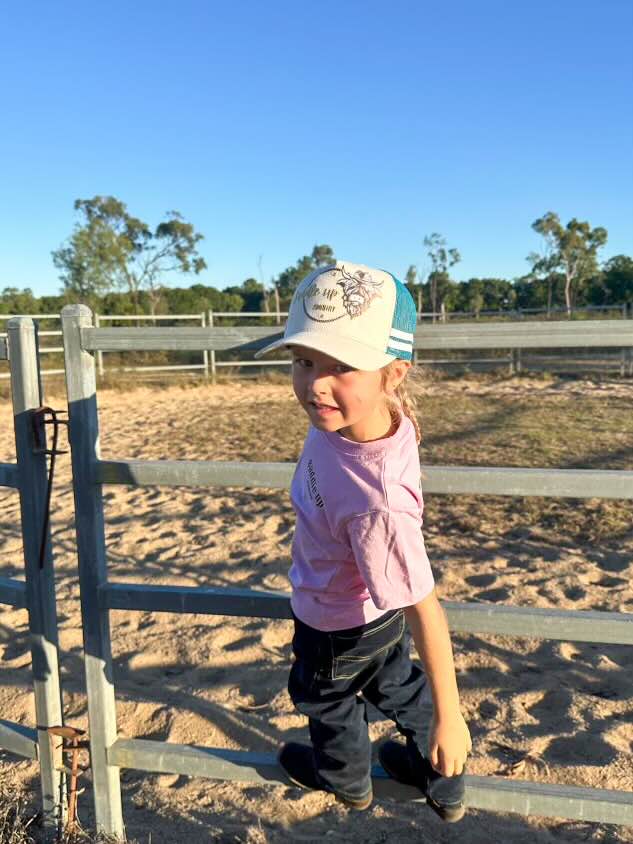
[{"xmin": 254, "ymin": 329, "xmax": 394, "ymax": 371}]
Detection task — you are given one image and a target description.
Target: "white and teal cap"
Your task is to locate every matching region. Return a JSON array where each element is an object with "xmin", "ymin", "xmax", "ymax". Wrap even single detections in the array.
[{"xmin": 255, "ymin": 261, "xmax": 417, "ymax": 370}]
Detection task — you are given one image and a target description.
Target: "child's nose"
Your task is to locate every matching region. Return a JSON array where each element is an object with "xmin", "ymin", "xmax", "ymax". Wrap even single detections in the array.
[{"xmin": 308, "ymin": 369, "xmax": 331, "ymax": 394}]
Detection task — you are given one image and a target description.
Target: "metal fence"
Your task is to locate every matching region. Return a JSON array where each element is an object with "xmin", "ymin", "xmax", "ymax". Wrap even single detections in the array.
[
  {"xmin": 0, "ymin": 312, "xmax": 210, "ymax": 381},
  {"xmin": 0, "ymin": 320, "xmax": 65, "ymax": 833},
  {"xmin": 59, "ymin": 306, "xmax": 633, "ymax": 837},
  {"xmin": 2, "ymin": 303, "xmax": 631, "ymax": 382},
  {"xmin": 206, "ymin": 305, "xmax": 633, "ymax": 379}
]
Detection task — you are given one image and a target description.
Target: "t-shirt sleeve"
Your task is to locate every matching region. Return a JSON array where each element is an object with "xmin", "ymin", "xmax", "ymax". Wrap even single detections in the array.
[{"xmin": 344, "ymin": 509, "xmax": 435, "ymax": 610}]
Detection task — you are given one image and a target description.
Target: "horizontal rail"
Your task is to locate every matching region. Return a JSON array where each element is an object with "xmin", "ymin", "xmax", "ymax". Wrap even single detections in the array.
[
  {"xmin": 0, "ymin": 720, "xmax": 38, "ymax": 760},
  {"xmin": 100, "ymin": 584, "xmax": 633, "ymax": 645},
  {"xmin": 0, "ymin": 314, "xmax": 60, "ymax": 319},
  {"xmin": 79, "ymin": 321, "xmax": 633, "ymax": 353},
  {"xmin": 107, "ymin": 738, "xmax": 633, "ymax": 824},
  {"xmin": 214, "ymin": 359, "xmax": 292, "ymax": 367},
  {"xmin": 81, "ymin": 326, "xmax": 281, "ymax": 351},
  {"xmin": 0, "ymin": 576, "xmax": 27, "ymax": 608},
  {"xmin": 97, "ymin": 459, "xmax": 294, "ymax": 489},
  {"xmin": 95, "ymin": 460, "xmax": 633, "ymax": 500},
  {"xmin": 97, "ymin": 314, "xmax": 203, "ymax": 321},
  {"xmin": 0, "ymin": 369, "xmax": 66, "ymax": 380},
  {"xmin": 102, "ymin": 583, "xmax": 291, "ymax": 618},
  {"xmin": 119, "ymin": 364, "xmax": 207, "ymax": 373},
  {"xmin": 413, "ymin": 320, "xmax": 633, "ymax": 350},
  {"xmin": 211, "ymin": 311, "xmax": 289, "ymax": 317},
  {"xmin": 0, "ymin": 462, "xmax": 19, "ymax": 488},
  {"xmin": 444, "ymin": 600, "xmax": 633, "ymax": 645}
]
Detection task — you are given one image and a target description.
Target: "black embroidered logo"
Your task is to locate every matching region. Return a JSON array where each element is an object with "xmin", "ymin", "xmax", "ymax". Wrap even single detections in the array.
[{"xmin": 306, "ymin": 459, "xmax": 324, "ymax": 508}]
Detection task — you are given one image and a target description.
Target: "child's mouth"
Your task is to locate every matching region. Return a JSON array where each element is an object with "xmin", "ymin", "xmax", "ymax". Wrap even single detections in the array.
[{"xmin": 310, "ymin": 402, "xmax": 339, "ymax": 417}]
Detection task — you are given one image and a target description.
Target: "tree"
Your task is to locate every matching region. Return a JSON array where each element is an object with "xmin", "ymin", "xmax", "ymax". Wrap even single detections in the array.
[
  {"xmin": 423, "ymin": 233, "xmax": 461, "ymax": 319},
  {"xmin": 52, "ymin": 196, "xmax": 207, "ymax": 314},
  {"xmin": 273, "ymin": 244, "xmax": 336, "ymax": 308},
  {"xmin": 456, "ymin": 278, "xmax": 516, "ymax": 314},
  {"xmin": 222, "ymin": 278, "xmax": 266, "ymax": 312},
  {"xmin": 514, "ymin": 273, "xmax": 565, "ymax": 312},
  {"xmin": 311, "ymin": 244, "xmax": 335, "ymax": 267},
  {"xmin": 527, "ymin": 212, "xmax": 607, "ymax": 316},
  {"xmin": 602, "ymin": 255, "xmax": 633, "ymax": 306},
  {"xmin": 405, "ymin": 264, "xmax": 423, "ymax": 313},
  {"xmin": 52, "ymin": 208, "xmax": 128, "ymax": 306},
  {"xmin": 0, "ymin": 287, "xmax": 39, "ymax": 314}
]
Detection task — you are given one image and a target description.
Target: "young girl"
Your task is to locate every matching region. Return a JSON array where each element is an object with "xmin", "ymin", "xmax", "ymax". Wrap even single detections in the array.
[{"xmin": 255, "ymin": 262, "xmax": 471, "ymax": 822}]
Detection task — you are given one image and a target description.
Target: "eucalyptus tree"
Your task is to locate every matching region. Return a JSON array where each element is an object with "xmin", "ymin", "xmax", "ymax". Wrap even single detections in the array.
[
  {"xmin": 527, "ymin": 212, "xmax": 607, "ymax": 316},
  {"xmin": 52, "ymin": 196, "xmax": 207, "ymax": 314},
  {"xmin": 423, "ymin": 233, "xmax": 461, "ymax": 319}
]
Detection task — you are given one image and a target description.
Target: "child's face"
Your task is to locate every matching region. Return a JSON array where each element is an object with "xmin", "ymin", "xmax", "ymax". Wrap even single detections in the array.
[{"xmin": 290, "ymin": 345, "xmax": 392, "ymax": 442}]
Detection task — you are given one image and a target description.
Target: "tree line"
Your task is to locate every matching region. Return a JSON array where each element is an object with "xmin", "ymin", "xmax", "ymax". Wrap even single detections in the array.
[{"xmin": 1, "ymin": 196, "xmax": 631, "ymax": 318}]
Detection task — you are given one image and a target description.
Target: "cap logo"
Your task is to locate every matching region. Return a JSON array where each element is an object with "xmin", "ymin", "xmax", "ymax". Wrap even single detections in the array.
[{"xmin": 300, "ymin": 265, "xmax": 383, "ymax": 323}]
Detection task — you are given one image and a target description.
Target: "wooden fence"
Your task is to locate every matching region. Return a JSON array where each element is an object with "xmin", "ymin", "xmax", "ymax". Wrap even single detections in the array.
[
  {"xmin": 59, "ymin": 305, "xmax": 633, "ymax": 837},
  {"xmin": 0, "ymin": 320, "xmax": 65, "ymax": 833}
]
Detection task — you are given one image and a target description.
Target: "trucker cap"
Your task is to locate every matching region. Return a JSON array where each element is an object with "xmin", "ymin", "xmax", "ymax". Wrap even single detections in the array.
[{"xmin": 254, "ymin": 261, "xmax": 417, "ymax": 370}]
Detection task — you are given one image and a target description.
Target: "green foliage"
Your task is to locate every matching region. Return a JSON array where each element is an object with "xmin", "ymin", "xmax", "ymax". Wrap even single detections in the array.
[
  {"xmin": 527, "ymin": 211, "xmax": 608, "ymax": 314},
  {"xmin": 601, "ymin": 255, "xmax": 633, "ymax": 304},
  {"xmin": 221, "ymin": 278, "xmax": 264, "ymax": 312},
  {"xmin": 423, "ymin": 232, "xmax": 461, "ymax": 314},
  {"xmin": 0, "ymin": 287, "xmax": 39, "ymax": 314},
  {"xmin": 273, "ymin": 244, "xmax": 335, "ymax": 307},
  {"xmin": 52, "ymin": 196, "xmax": 207, "ymax": 313}
]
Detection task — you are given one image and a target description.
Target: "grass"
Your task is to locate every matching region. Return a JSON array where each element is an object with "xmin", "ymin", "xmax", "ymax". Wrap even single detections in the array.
[{"xmin": 0, "ymin": 779, "xmax": 140, "ymax": 844}]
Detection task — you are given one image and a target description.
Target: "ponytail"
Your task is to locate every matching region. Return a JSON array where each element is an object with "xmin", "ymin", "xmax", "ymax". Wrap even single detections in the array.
[
  {"xmin": 394, "ymin": 379, "xmax": 422, "ymax": 444},
  {"xmin": 382, "ymin": 361, "xmax": 422, "ymax": 445}
]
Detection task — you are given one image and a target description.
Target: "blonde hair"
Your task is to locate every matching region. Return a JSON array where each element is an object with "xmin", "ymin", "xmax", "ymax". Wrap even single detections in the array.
[{"xmin": 381, "ymin": 361, "xmax": 422, "ymax": 444}]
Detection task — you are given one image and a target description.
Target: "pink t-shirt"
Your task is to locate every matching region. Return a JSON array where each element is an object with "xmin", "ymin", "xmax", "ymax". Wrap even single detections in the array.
[{"xmin": 289, "ymin": 414, "xmax": 435, "ymax": 631}]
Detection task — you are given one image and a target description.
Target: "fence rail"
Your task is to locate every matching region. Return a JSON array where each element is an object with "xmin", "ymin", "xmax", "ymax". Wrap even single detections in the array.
[
  {"xmin": 79, "ymin": 320, "xmax": 633, "ymax": 353},
  {"xmin": 99, "ymin": 583, "xmax": 632, "ymax": 646},
  {"xmin": 96, "ymin": 458, "xmax": 633, "ymax": 499},
  {"xmin": 2, "ymin": 305, "xmax": 632, "ymax": 381},
  {"xmin": 0, "ymin": 312, "xmax": 210, "ymax": 380},
  {"xmin": 57, "ymin": 305, "xmax": 633, "ymax": 837}
]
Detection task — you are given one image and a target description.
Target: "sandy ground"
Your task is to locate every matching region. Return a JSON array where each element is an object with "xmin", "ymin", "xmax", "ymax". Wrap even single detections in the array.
[{"xmin": 0, "ymin": 376, "xmax": 632, "ymax": 843}]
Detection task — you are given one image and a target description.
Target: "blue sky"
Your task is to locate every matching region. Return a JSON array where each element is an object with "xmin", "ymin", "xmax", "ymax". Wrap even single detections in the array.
[{"xmin": 2, "ymin": 0, "xmax": 632, "ymax": 297}]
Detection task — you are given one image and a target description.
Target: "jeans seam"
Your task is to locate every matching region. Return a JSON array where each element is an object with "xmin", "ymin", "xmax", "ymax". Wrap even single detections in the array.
[
  {"xmin": 331, "ymin": 619, "xmax": 405, "ymax": 679},
  {"xmin": 336, "ymin": 611, "xmax": 403, "ymax": 641}
]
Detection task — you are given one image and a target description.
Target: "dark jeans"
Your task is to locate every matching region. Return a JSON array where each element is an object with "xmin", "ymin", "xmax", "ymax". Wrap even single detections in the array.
[{"xmin": 288, "ymin": 608, "xmax": 465, "ymax": 805}]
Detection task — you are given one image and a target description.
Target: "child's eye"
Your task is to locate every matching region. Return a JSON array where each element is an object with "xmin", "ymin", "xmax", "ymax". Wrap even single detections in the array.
[
  {"xmin": 334, "ymin": 364, "xmax": 354, "ymax": 374},
  {"xmin": 293, "ymin": 358, "xmax": 312, "ymax": 368}
]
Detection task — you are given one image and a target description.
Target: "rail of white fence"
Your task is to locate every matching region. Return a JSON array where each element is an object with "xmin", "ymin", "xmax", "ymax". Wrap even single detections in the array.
[
  {"xmin": 54, "ymin": 305, "xmax": 633, "ymax": 838},
  {"xmin": 0, "ymin": 320, "xmax": 65, "ymax": 833},
  {"xmin": 2, "ymin": 304, "xmax": 632, "ymax": 381}
]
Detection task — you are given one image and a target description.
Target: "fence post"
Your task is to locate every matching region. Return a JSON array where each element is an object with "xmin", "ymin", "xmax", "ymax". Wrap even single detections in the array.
[
  {"xmin": 8, "ymin": 318, "xmax": 66, "ymax": 834},
  {"xmin": 201, "ymin": 312, "xmax": 209, "ymax": 380},
  {"xmin": 94, "ymin": 313, "xmax": 105, "ymax": 380},
  {"xmin": 511, "ymin": 348, "xmax": 522, "ymax": 375},
  {"xmin": 61, "ymin": 305, "xmax": 124, "ymax": 838},
  {"xmin": 208, "ymin": 310, "xmax": 217, "ymax": 384}
]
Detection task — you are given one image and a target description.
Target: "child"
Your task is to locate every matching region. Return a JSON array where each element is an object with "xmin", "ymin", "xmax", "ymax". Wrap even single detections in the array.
[{"xmin": 255, "ymin": 262, "xmax": 471, "ymax": 821}]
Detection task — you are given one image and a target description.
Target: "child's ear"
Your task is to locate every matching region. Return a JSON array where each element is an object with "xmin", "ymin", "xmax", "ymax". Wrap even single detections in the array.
[{"xmin": 387, "ymin": 360, "xmax": 411, "ymax": 391}]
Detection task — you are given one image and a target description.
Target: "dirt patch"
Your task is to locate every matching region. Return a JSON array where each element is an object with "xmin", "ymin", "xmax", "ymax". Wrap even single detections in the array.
[{"xmin": 0, "ymin": 377, "xmax": 631, "ymax": 842}]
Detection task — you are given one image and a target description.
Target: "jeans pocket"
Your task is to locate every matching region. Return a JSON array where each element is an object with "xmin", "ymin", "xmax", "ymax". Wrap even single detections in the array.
[{"xmin": 330, "ymin": 612, "xmax": 405, "ymax": 681}]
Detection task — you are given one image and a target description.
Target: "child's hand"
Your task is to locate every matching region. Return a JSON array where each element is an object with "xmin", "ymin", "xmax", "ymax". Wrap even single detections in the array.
[{"xmin": 428, "ymin": 711, "xmax": 472, "ymax": 777}]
